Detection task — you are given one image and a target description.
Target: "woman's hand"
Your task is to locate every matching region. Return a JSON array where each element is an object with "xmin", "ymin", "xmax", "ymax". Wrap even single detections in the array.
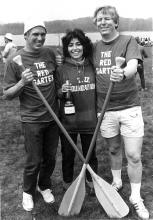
[{"xmin": 62, "ymin": 83, "xmax": 72, "ymax": 93}]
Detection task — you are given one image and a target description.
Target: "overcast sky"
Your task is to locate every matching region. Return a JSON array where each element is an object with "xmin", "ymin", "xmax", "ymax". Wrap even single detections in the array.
[{"xmin": 0, "ymin": 0, "xmax": 152, "ymax": 24}]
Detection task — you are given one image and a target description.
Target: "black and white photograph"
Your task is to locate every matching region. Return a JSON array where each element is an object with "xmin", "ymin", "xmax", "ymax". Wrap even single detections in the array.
[{"xmin": 0, "ymin": 0, "xmax": 152, "ymax": 219}]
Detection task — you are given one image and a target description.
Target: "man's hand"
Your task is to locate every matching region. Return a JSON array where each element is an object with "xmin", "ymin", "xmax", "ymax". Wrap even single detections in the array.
[
  {"xmin": 110, "ymin": 66, "xmax": 125, "ymax": 82},
  {"xmin": 21, "ymin": 68, "xmax": 34, "ymax": 85},
  {"xmin": 56, "ymin": 48, "xmax": 64, "ymax": 66}
]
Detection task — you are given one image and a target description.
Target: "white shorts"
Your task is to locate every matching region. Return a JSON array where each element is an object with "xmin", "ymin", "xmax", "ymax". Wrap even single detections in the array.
[{"xmin": 98, "ymin": 106, "xmax": 144, "ymax": 138}]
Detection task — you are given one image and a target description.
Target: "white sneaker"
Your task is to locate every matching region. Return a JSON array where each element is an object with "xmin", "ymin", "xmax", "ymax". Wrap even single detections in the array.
[
  {"xmin": 37, "ymin": 186, "xmax": 55, "ymax": 203},
  {"xmin": 111, "ymin": 181, "xmax": 123, "ymax": 191},
  {"xmin": 129, "ymin": 197, "xmax": 149, "ymax": 220},
  {"xmin": 22, "ymin": 192, "xmax": 34, "ymax": 211}
]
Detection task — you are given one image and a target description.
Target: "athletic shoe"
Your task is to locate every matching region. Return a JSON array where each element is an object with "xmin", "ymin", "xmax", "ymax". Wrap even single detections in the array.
[
  {"xmin": 37, "ymin": 187, "xmax": 55, "ymax": 203},
  {"xmin": 111, "ymin": 181, "xmax": 123, "ymax": 191},
  {"xmin": 22, "ymin": 192, "xmax": 34, "ymax": 211},
  {"xmin": 129, "ymin": 197, "xmax": 149, "ymax": 220}
]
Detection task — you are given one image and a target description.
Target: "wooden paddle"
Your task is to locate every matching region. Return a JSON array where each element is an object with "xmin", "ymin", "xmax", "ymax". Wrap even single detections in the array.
[
  {"xmin": 58, "ymin": 56, "xmax": 127, "ymax": 217},
  {"xmin": 58, "ymin": 81, "xmax": 114, "ymax": 216},
  {"xmin": 13, "ymin": 55, "xmax": 129, "ymax": 218}
]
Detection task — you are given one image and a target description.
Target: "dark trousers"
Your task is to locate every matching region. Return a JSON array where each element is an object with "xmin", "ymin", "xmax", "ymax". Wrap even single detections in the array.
[
  {"xmin": 22, "ymin": 121, "xmax": 59, "ymax": 195},
  {"xmin": 60, "ymin": 132, "xmax": 98, "ymax": 183}
]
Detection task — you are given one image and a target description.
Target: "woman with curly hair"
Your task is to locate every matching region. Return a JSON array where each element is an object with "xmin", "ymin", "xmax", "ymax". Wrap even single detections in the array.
[{"xmin": 56, "ymin": 29, "xmax": 98, "ymax": 195}]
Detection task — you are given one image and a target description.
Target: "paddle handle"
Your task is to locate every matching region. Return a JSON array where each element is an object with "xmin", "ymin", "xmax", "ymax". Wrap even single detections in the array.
[
  {"xmin": 85, "ymin": 57, "xmax": 125, "ymax": 164},
  {"xmin": 84, "ymin": 82, "xmax": 114, "ymax": 164},
  {"xmin": 33, "ymin": 88, "xmax": 85, "ymax": 161}
]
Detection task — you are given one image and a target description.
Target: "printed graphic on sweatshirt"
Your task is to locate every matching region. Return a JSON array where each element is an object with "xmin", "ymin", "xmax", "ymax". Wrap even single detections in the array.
[
  {"xmin": 33, "ymin": 61, "xmax": 54, "ymax": 85},
  {"xmin": 70, "ymin": 76, "xmax": 95, "ymax": 92},
  {"xmin": 96, "ymin": 50, "xmax": 112, "ymax": 75}
]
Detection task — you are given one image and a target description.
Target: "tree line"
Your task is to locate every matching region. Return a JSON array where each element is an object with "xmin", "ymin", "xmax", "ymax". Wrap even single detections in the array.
[{"xmin": 0, "ymin": 17, "xmax": 152, "ymax": 35}]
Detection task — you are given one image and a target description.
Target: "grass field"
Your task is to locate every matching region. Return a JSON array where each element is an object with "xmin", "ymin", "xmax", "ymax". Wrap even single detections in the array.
[{"xmin": 0, "ymin": 46, "xmax": 153, "ymax": 220}]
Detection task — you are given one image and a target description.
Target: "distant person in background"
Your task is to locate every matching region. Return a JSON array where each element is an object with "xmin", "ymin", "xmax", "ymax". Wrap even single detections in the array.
[
  {"xmin": 135, "ymin": 37, "xmax": 148, "ymax": 91},
  {"xmin": 1, "ymin": 33, "xmax": 17, "ymax": 63}
]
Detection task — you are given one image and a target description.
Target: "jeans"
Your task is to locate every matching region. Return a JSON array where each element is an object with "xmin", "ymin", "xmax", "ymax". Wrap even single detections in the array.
[
  {"xmin": 22, "ymin": 121, "xmax": 59, "ymax": 195},
  {"xmin": 60, "ymin": 132, "xmax": 98, "ymax": 183}
]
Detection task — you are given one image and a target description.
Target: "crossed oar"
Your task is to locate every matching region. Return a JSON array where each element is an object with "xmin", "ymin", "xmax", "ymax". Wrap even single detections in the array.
[{"xmin": 13, "ymin": 55, "xmax": 129, "ymax": 219}]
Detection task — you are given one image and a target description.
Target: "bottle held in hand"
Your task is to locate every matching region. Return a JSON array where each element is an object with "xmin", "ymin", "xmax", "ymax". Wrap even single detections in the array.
[{"xmin": 64, "ymin": 80, "xmax": 75, "ymax": 115}]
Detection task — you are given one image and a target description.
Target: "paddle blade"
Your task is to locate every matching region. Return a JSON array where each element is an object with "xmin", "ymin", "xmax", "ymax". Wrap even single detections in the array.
[
  {"xmin": 92, "ymin": 174, "xmax": 129, "ymax": 218},
  {"xmin": 58, "ymin": 175, "xmax": 86, "ymax": 216}
]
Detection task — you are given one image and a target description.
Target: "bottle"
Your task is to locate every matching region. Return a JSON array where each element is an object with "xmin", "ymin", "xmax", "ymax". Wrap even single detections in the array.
[{"xmin": 64, "ymin": 80, "xmax": 75, "ymax": 115}]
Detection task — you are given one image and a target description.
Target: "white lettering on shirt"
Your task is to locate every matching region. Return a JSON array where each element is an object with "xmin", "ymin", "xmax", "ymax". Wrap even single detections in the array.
[
  {"xmin": 96, "ymin": 50, "xmax": 112, "ymax": 75},
  {"xmin": 33, "ymin": 61, "xmax": 54, "ymax": 85}
]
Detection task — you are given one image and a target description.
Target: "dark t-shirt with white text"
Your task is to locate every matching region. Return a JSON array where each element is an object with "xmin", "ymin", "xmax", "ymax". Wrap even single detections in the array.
[{"xmin": 4, "ymin": 47, "xmax": 59, "ymax": 122}]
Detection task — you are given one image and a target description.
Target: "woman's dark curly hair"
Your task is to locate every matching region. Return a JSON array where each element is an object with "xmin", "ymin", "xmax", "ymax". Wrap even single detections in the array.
[{"xmin": 62, "ymin": 28, "xmax": 93, "ymax": 58}]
